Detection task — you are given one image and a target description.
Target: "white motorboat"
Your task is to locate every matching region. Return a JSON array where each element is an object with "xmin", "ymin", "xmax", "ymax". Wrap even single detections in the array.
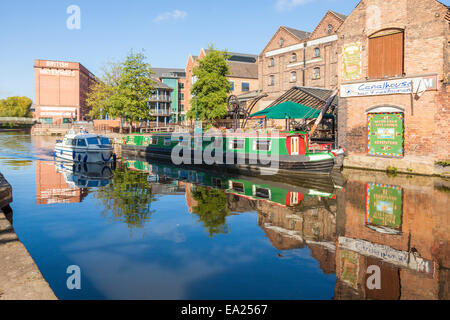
[{"xmin": 55, "ymin": 129, "xmax": 115, "ymax": 163}]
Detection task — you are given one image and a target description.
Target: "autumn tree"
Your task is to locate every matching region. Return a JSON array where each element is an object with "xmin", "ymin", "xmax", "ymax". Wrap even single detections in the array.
[{"xmin": 0, "ymin": 96, "xmax": 33, "ymax": 118}]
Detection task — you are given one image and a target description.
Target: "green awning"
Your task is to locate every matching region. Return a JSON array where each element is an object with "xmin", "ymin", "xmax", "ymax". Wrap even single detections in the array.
[{"xmin": 249, "ymin": 101, "xmax": 332, "ymax": 120}]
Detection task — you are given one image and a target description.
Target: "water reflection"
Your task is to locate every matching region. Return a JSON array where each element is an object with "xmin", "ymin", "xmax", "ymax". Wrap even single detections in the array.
[
  {"xmin": 121, "ymin": 157, "xmax": 449, "ymax": 300},
  {"xmin": 93, "ymin": 163, "xmax": 156, "ymax": 230},
  {"xmin": 1, "ymin": 132, "xmax": 448, "ymax": 300},
  {"xmin": 334, "ymin": 171, "xmax": 449, "ymax": 300},
  {"xmin": 36, "ymin": 161, "xmax": 113, "ymax": 204}
]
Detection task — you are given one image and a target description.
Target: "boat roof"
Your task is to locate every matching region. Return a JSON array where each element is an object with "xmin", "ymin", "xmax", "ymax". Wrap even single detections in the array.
[{"xmin": 64, "ymin": 132, "xmax": 108, "ymax": 139}]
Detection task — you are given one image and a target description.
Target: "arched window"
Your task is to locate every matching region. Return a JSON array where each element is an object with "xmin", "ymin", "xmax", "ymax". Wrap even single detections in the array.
[
  {"xmin": 290, "ymin": 71, "xmax": 297, "ymax": 82},
  {"xmin": 269, "ymin": 75, "xmax": 275, "ymax": 86},
  {"xmin": 313, "ymin": 67, "xmax": 320, "ymax": 79},
  {"xmin": 291, "ymin": 53, "xmax": 297, "ymax": 62},
  {"xmin": 314, "ymin": 47, "xmax": 321, "ymax": 57},
  {"xmin": 279, "ymin": 38, "xmax": 284, "ymax": 47},
  {"xmin": 327, "ymin": 24, "xmax": 334, "ymax": 34},
  {"xmin": 270, "ymin": 58, "xmax": 275, "ymax": 67}
]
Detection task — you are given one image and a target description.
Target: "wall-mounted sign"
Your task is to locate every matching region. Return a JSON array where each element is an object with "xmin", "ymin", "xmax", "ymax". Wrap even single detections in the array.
[
  {"xmin": 39, "ymin": 69, "xmax": 76, "ymax": 77},
  {"xmin": 366, "ymin": 183, "xmax": 403, "ymax": 233},
  {"xmin": 367, "ymin": 113, "xmax": 404, "ymax": 157},
  {"xmin": 342, "ymin": 42, "xmax": 362, "ymax": 81},
  {"xmin": 340, "ymin": 74, "xmax": 438, "ymax": 97}
]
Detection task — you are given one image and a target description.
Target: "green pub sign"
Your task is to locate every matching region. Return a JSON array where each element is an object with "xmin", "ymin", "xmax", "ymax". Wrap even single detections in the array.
[{"xmin": 367, "ymin": 113, "xmax": 404, "ymax": 157}]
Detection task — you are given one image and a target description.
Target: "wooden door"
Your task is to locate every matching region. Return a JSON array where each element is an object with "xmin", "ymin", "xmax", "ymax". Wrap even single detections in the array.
[{"xmin": 369, "ymin": 31, "xmax": 404, "ymax": 79}]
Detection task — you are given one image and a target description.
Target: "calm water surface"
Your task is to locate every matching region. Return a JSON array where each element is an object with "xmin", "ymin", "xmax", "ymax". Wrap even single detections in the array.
[{"xmin": 0, "ymin": 131, "xmax": 448, "ymax": 300}]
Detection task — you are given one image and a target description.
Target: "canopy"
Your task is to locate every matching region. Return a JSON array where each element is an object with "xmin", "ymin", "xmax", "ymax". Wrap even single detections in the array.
[{"xmin": 249, "ymin": 101, "xmax": 333, "ymax": 120}]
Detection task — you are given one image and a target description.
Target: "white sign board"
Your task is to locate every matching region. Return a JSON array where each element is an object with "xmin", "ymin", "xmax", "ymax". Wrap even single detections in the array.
[{"xmin": 340, "ymin": 75, "xmax": 437, "ymax": 97}]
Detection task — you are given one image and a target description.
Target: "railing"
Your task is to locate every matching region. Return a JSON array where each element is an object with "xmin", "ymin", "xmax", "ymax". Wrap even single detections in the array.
[
  {"xmin": 149, "ymin": 110, "xmax": 171, "ymax": 116},
  {"xmin": 0, "ymin": 117, "xmax": 36, "ymax": 124},
  {"xmin": 34, "ymin": 123, "xmax": 94, "ymax": 129},
  {"xmin": 148, "ymin": 96, "xmax": 172, "ymax": 103}
]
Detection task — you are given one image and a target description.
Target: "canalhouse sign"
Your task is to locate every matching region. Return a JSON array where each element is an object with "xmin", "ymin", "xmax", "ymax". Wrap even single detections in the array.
[
  {"xmin": 338, "ymin": 237, "xmax": 434, "ymax": 276},
  {"xmin": 340, "ymin": 74, "xmax": 438, "ymax": 97}
]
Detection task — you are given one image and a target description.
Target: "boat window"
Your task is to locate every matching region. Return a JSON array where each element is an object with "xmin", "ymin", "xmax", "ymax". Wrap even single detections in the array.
[
  {"xmin": 254, "ymin": 140, "xmax": 271, "ymax": 151},
  {"xmin": 151, "ymin": 137, "xmax": 159, "ymax": 145},
  {"xmin": 66, "ymin": 139, "xmax": 73, "ymax": 146},
  {"xmin": 253, "ymin": 186, "xmax": 271, "ymax": 199},
  {"xmin": 212, "ymin": 178, "xmax": 222, "ymax": 188},
  {"xmin": 100, "ymin": 137, "xmax": 110, "ymax": 145},
  {"xmin": 87, "ymin": 137, "xmax": 100, "ymax": 145},
  {"xmin": 164, "ymin": 137, "xmax": 171, "ymax": 146},
  {"xmin": 231, "ymin": 181, "xmax": 244, "ymax": 193},
  {"xmin": 77, "ymin": 139, "xmax": 87, "ymax": 147},
  {"xmin": 229, "ymin": 139, "xmax": 245, "ymax": 150}
]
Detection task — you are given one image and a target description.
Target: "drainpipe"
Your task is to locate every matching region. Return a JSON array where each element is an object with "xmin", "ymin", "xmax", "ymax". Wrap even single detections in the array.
[{"xmin": 303, "ymin": 43, "xmax": 306, "ymax": 86}]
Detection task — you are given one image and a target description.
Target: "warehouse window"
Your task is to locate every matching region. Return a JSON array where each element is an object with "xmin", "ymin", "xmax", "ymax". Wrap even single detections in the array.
[
  {"xmin": 269, "ymin": 58, "xmax": 275, "ymax": 67},
  {"xmin": 313, "ymin": 67, "xmax": 320, "ymax": 79},
  {"xmin": 369, "ymin": 29, "xmax": 404, "ymax": 79},
  {"xmin": 314, "ymin": 47, "xmax": 321, "ymax": 57},
  {"xmin": 269, "ymin": 75, "xmax": 275, "ymax": 86},
  {"xmin": 290, "ymin": 71, "xmax": 297, "ymax": 82},
  {"xmin": 291, "ymin": 53, "xmax": 297, "ymax": 62},
  {"xmin": 242, "ymin": 82, "xmax": 250, "ymax": 92}
]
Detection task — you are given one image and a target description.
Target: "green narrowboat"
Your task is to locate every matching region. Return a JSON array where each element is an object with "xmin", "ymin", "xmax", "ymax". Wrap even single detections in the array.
[{"xmin": 122, "ymin": 130, "xmax": 337, "ymax": 174}]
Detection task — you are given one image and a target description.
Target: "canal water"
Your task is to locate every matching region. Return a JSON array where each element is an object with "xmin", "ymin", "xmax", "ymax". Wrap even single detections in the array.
[{"xmin": 0, "ymin": 131, "xmax": 448, "ymax": 300}]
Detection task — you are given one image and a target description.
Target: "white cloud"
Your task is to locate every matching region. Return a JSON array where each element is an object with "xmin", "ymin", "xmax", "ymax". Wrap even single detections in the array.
[
  {"xmin": 153, "ymin": 10, "xmax": 188, "ymax": 23},
  {"xmin": 275, "ymin": 0, "xmax": 312, "ymax": 11}
]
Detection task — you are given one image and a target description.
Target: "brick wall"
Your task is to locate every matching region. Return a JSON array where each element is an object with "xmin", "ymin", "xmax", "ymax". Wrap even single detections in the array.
[
  {"xmin": 259, "ymin": 11, "xmax": 345, "ymax": 107},
  {"xmin": 337, "ymin": 0, "xmax": 450, "ymax": 173}
]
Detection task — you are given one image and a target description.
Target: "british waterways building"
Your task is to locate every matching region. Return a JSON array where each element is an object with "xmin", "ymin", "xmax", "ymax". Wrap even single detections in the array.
[{"xmin": 337, "ymin": 0, "xmax": 449, "ymax": 176}]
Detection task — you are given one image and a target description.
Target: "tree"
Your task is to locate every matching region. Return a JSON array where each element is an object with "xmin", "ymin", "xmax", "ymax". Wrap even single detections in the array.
[
  {"xmin": 191, "ymin": 186, "xmax": 230, "ymax": 237},
  {"xmin": 0, "ymin": 96, "xmax": 33, "ymax": 118},
  {"xmin": 187, "ymin": 45, "xmax": 230, "ymax": 124},
  {"xmin": 86, "ymin": 50, "xmax": 156, "ymax": 133},
  {"xmin": 94, "ymin": 162, "xmax": 157, "ymax": 232}
]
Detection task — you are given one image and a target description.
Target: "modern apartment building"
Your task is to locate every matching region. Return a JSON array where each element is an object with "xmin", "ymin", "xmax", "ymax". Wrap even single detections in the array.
[
  {"xmin": 185, "ymin": 48, "xmax": 259, "ymax": 117},
  {"xmin": 148, "ymin": 78, "xmax": 174, "ymax": 127},
  {"xmin": 258, "ymin": 11, "xmax": 347, "ymax": 109},
  {"xmin": 153, "ymin": 68, "xmax": 186, "ymax": 123},
  {"xmin": 34, "ymin": 59, "xmax": 96, "ymax": 124}
]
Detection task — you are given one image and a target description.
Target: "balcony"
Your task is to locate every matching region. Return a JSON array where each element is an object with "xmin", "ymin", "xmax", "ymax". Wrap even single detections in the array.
[
  {"xmin": 149, "ymin": 109, "xmax": 171, "ymax": 117},
  {"xmin": 148, "ymin": 96, "xmax": 172, "ymax": 103}
]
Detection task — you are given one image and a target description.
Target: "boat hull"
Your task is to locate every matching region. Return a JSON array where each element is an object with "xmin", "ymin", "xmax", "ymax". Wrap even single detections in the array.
[
  {"xmin": 122, "ymin": 144, "xmax": 335, "ymax": 175},
  {"xmin": 55, "ymin": 144, "xmax": 115, "ymax": 163}
]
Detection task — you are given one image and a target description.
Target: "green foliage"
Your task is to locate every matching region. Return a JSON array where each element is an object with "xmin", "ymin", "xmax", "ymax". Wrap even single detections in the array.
[
  {"xmin": 187, "ymin": 45, "xmax": 230, "ymax": 122},
  {"xmin": 86, "ymin": 50, "xmax": 156, "ymax": 131},
  {"xmin": 0, "ymin": 96, "xmax": 33, "ymax": 117},
  {"xmin": 191, "ymin": 186, "xmax": 230, "ymax": 237},
  {"xmin": 94, "ymin": 162, "xmax": 157, "ymax": 231},
  {"xmin": 436, "ymin": 160, "xmax": 450, "ymax": 167}
]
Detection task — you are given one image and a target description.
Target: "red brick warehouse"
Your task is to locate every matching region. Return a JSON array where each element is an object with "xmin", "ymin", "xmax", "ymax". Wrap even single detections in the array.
[{"xmin": 34, "ymin": 59, "xmax": 96, "ymax": 124}]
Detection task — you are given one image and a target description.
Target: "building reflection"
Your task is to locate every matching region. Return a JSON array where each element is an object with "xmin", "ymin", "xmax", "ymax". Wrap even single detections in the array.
[
  {"xmin": 36, "ymin": 161, "xmax": 88, "ymax": 204},
  {"xmin": 36, "ymin": 161, "xmax": 113, "ymax": 205},
  {"xmin": 334, "ymin": 170, "xmax": 449, "ymax": 300}
]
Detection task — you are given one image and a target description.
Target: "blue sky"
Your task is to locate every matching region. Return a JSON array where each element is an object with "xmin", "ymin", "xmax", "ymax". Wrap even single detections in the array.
[{"xmin": 0, "ymin": 0, "xmax": 361, "ymax": 100}]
